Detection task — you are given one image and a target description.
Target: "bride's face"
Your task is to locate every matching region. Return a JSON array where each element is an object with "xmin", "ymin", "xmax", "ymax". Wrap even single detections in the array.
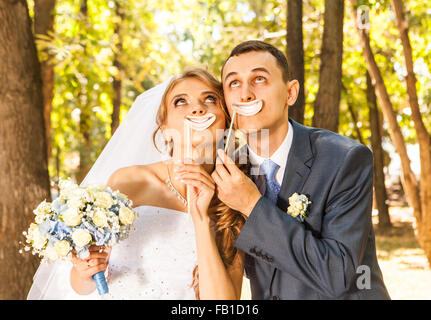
[{"xmin": 162, "ymin": 78, "xmax": 227, "ymax": 162}]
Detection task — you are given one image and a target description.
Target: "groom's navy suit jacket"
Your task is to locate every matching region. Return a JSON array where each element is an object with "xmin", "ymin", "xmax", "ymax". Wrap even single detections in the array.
[{"xmin": 235, "ymin": 118, "xmax": 390, "ymax": 300}]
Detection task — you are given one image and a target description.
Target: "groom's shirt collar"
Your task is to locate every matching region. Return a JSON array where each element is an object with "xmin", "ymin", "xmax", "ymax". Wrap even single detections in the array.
[{"xmin": 248, "ymin": 121, "xmax": 293, "ymax": 186}]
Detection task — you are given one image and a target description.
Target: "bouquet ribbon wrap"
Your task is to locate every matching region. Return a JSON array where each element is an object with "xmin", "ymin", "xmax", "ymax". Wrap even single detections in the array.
[{"xmin": 93, "ymin": 270, "xmax": 109, "ymax": 295}]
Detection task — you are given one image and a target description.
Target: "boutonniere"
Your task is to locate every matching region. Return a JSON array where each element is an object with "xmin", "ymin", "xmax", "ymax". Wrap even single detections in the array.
[{"xmin": 287, "ymin": 193, "xmax": 311, "ymax": 222}]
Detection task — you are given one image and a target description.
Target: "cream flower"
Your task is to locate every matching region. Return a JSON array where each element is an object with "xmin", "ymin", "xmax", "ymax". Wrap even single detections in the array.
[
  {"xmin": 28, "ymin": 223, "xmax": 48, "ymax": 250},
  {"xmin": 119, "ymin": 206, "xmax": 135, "ymax": 225},
  {"xmin": 54, "ymin": 240, "xmax": 71, "ymax": 256},
  {"xmin": 287, "ymin": 205, "xmax": 300, "ymax": 218},
  {"xmin": 61, "ymin": 207, "xmax": 82, "ymax": 227},
  {"xmin": 33, "ymin": 201, "xmax": 52, "ymax": 223},
  {"xmin": 35, "ymin": 214, "xmax": 47, "ymax": 224},
  {"xmin": 83, "ymin": 189, "xmax": 96, "ymax": 203},
  {"xmin": 34, "ymin": 200, "xmax": 52, "ymax": 215},
  {"xmin": 72, "ymin": 229, "xmax": 92, "ymax": 248},
  {"xmin": 94, "ymin": 191, "xmax": 114, "ymax": 209},
  {"xmin": 93, "ymin": 209, "xmax": 108, "ymax": 228},
  {"xmin": 287, "ymin": 193, "xmax": 311, "ymax": 221},
  {"xmin": 42, "ymin": 245, "xmax": 59, "ymax": 260},
  {"xmin": 68, "ymin": 197, "xmax": 86, "ymax": 210}
]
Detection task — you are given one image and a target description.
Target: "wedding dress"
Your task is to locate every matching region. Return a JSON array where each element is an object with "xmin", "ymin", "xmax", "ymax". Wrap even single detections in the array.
[{"xmin": 28, "ymin": 205, "xmax": 197, "ymax": 300}]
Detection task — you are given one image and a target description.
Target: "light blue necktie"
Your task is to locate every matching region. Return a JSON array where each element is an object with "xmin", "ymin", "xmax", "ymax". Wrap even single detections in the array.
[{"xmin": 260, "ymin": 159, "xmax": 281, "ymax": 204}]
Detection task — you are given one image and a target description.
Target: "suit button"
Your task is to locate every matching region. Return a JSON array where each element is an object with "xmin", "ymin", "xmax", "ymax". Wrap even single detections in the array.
[{"xmin": 272, "ymin": 295, "xmax": 280, "ymax": 300}]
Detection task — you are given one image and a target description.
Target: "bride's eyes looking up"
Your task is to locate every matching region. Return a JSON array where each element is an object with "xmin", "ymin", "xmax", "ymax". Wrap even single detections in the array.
[{"xmin": 172, "ymin": 93, "xmax": 218, "ymax": 109}]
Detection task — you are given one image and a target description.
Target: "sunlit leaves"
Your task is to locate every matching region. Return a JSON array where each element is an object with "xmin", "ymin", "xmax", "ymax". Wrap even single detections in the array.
[{"xmin": 35, "ymin": 0, "xmax": 430, "ymax": 180}]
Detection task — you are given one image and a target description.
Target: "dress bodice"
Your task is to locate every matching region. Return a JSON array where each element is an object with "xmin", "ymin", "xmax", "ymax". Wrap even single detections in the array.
[
  {"xmin": 27, "ymin": 206, "xmax": 197, "ymax": 300},
  {"xmin": 104, "ymin": 205, "xmax": 197, "ymax": 299}
]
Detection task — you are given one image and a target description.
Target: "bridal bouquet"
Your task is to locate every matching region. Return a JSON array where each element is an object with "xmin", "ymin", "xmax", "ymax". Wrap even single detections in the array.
[{"xmin": 21, "ymin": 178, "xmax": 136, "ymax": 295}]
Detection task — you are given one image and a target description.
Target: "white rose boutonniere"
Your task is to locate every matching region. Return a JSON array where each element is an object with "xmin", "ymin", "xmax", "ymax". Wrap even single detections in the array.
[{"xmin": 287, "ymin": 193, "xmax": 311, "ymax": 222}]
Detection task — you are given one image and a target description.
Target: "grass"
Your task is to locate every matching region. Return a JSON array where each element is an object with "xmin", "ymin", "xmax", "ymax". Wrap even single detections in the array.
[
  {"xmin": 373, "ymin": 207, "xmax": 431, "ymax": 300},
  {"xmin": 240, "ymin": 206, "xmax": 431, "ymax": 300}
]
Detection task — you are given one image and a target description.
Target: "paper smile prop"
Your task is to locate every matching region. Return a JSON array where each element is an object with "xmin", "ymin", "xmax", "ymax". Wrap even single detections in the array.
[
  {"xmin": 231, "ymin": 100, "xmax": 263, "ymax": 116},
  {"xmin": 184, "ymin": 113, "xmax": 216, "ymax": 131}
]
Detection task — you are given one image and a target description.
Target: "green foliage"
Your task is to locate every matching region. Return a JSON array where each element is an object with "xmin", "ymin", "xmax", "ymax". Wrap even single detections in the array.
[{"xmin": 32, "ymin": 0, "xmax": 430, "ymax": 180}]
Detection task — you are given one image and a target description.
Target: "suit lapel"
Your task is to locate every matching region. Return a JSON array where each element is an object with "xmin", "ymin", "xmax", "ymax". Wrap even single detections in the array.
[
  {"xmin": 277, "ymin": 118, "xmax": 314, "ymax": 212},
  {"xmin": 269, "ymin": 119, "xmax": 314, "ymax": 290}
]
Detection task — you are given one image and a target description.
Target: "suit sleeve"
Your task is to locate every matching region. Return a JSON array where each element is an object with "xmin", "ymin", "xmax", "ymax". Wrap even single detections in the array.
[{"xmin": 235, "ymin": 145, "xmax": 374, "ymax": 298}]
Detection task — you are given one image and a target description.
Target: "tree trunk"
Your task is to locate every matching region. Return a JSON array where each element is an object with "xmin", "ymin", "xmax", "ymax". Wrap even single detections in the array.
[
  {"xmin": 111, "ymin": 1, "xmax": 123, "ymax": 136},
  {"xmin": 390, "ymin": 0, "xmax": 431, "ymax": 262},
  {"xmin": 286, "ymin": 0, "xmax": 305, "ymax": 124},
  {"xmin": 34, "ymin": 0, "xmax": 56, "ymax": 163},
  {"xmin": 367, "ymin": 71, "xmax": 391, "ymax": 228},
  {"xmin": 312, "ymin": 0, "xmax": 344, "ymax": 132},
  {"xmin": 350, "ymin": 0, "xmax": 427, "ymax": 259},
  {"xmin": 0, "ymin": 1, "xmax": 51, "ymax": 299}
]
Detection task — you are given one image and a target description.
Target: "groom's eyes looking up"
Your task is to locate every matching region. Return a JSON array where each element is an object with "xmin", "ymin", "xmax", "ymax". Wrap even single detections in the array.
[{"xmin": 224, "ymin": 68, "xmax": 271, "ymax": 90}]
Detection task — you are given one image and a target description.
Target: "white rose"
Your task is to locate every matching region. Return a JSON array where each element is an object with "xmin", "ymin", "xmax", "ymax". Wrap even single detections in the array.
[
  {"xmin": 109, "ymin": 215, "xmax": 120, "ymax": 232},
  {"xmin": 33, "ymin": 201, "xmax": 52, "ymax": 223},
  {"xmin": 68, "ymin": 197, "xmax": 86, "ymax": 210},
  {"xmin": 54, "ymin": 240, "xmax": 71, "ymax": 256},
  {"xmin": 28, "ymin": 223, "xmax": 48, "ymax": 250},
  {"xmin": 94, "ymin": 192, "xmax": 114, "ymax": 208},
  {"xmin": 42, "ymin": 245, "xmax": 59, "ymax": 260},
  {"xmin": 84, "ymin": 189, "xmax": 96, "ymax": 203},
  {"xmin": 62, "ymin": 207, "xmax": 82, "ymax": 227},
  {"xmin": 287, "ymin": 206, "xmax": 300, "ymax": 218},
  {"xmin": 294, "ymin": 201, "xmax": 304, "ymax": 211},
  {"xmin": 34, "ymin": 200, "xmax": 52, "ymax": 215},
  {"xmin": 289, "ymin": 193, "xmax": 299, "ymax": 202},
  {"xmin": 59, "ymin": 182, "xmax": 79, "ymax": 200},
  {"xmin": 35, "ymin": 214, "xmax": 47, "ymax": 224},
  {"xmin": 59, "ymin": 178, "xmax": 77, "ymax": 191},
  {"xmin": 119, "ymin": 206, "xmax": 135, "ymax": 225},
  {"xmin": 72, "ymin": 229, "xmax": 92, "ymax": 248},
  {"xmin": 92, "ymin": 209, "xmax": 108, "ymax": 228}
]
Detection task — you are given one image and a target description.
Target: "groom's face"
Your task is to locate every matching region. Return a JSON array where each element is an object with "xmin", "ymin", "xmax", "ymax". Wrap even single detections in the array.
[{"xmin": 222, "ymin": 51, "xmax": 291, "ymax": 133}]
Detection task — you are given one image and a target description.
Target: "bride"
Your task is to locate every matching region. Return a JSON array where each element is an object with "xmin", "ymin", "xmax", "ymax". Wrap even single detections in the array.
[{"xmin": 27, "ymin": 68, "xmax": 248, "ymax": 300}]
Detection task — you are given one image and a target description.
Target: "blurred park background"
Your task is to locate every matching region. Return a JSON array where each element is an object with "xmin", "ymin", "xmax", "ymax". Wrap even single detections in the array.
[{"xmin": 1, "ymin": 0, "xmax": 430, "ymax": 299}]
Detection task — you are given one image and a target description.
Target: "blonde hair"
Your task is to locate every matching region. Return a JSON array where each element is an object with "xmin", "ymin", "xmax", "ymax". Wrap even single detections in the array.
[{"xmin": 152, "ymin": 67, "xmax": 249, "ymax": 299}]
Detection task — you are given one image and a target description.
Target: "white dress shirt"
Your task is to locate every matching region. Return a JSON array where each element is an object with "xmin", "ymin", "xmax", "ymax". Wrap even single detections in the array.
[{"xmin": 248, "ymin": 121, "xmax": 293, "ymax": 187}]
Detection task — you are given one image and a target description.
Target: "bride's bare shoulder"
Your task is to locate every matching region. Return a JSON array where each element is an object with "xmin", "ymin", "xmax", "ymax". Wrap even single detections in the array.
[{"xmin": 107, "ymin": 163, "xmax": 165, "ymax": 203}]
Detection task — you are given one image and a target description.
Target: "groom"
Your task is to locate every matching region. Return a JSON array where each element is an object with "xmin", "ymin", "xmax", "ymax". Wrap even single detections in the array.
[{"xmin": 212, "ymin": 40, "xmax": 390, "ymax": 299}]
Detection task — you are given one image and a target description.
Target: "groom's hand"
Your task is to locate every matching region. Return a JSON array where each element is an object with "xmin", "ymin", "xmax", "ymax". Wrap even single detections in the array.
[{"xmin": 212, "ymin": 149, "xmax": 261, "ymax": 217}]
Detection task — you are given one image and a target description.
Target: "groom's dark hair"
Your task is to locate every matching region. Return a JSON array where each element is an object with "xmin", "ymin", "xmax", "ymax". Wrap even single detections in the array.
[{"xmin": 222, "ymin": 40, "xmax": 291, "ymax": 83}]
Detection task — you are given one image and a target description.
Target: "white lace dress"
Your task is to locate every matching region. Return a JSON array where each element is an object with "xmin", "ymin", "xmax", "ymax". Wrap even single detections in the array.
[{"xmin": 27, "ymin": 206, "xmax": 198, "ymax": 300}]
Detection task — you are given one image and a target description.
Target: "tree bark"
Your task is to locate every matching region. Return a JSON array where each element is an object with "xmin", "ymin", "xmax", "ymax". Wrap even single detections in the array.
[
  {"xmin": 312, "ymin": 0, "xmax": 344, "ymax": 132},
  {"xmin": 286, "ymin": 0, "xmax": 305, "ymax": 124},
  {"xmin": 350, "ymin": 0, "xmax": 426, "ymax": 256},
  {"xmin": 390, "ymin": 0, "xmax": 431, "ymax": 262},
  {"xmin": 34, "ymin": 0, "xmax": 56, "ymax": 162},
  {"xmin": 349, "ymin": 0, "xmax": 420, "ymax": 218},
  {"xmin": 0, "ymin": 0, "xmax": 51, "ymax": 299},
  {"xmin": 367, "ymin": 71, "xmax": 391, "ymax": 228}
]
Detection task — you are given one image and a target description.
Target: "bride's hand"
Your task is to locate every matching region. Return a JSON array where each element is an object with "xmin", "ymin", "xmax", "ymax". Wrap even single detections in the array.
[
  {"xmin": 71, "ymin": 245, "xmax": 111, "ymax": 280},
  {"xmin": 174, "ymin": 161, "xmax": 215, "ymax": 225}
]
